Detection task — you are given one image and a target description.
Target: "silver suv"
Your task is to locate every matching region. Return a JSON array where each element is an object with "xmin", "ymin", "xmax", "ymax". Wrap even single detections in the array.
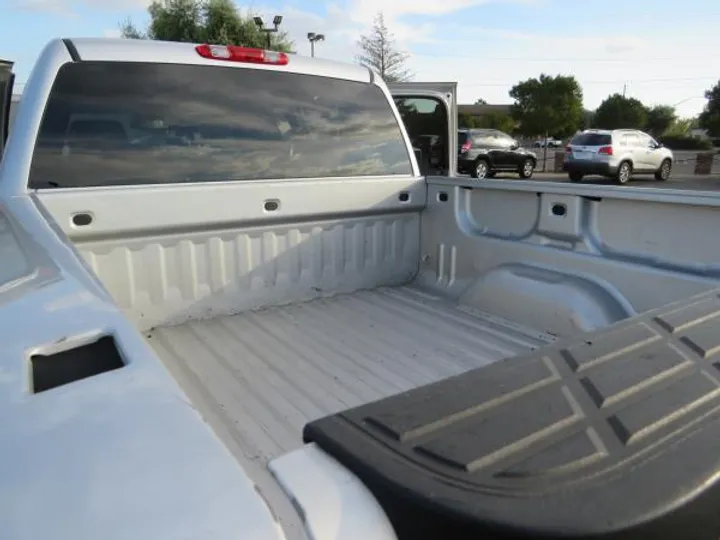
[{"xmin": 564, "ymin": 129, "xmax": 674, "ymax": 184}]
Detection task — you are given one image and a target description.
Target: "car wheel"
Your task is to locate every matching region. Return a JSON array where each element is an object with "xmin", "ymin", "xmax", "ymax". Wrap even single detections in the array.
[
  {"xmin": 616, "ymin": 161, "xmax": 632, "ymax": 184},
  {"xmin": 519, "ymin": 159, "xmax": 535, "ymax": 179},
  {"xmin": 569, "ymin": 172, "xmax": 583, "ymax": 182},
  {"xmin": 471, "ymin": 159, "xmax": 490, "ymax": 179},
  {"xmin": 655, "ymin": 159, "xmax": 672, "ymax": 181}
]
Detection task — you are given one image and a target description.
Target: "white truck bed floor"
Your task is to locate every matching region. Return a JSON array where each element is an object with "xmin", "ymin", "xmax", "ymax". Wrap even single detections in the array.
[{"xmin": 147, "ymin": 286, "xmax": 552, "ymax": 471}]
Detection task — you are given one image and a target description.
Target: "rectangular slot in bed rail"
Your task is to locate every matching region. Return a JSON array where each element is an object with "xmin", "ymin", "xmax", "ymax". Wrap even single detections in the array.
[{"xmin": 31, "ymin": 335, "xmax": 125, "ymax": 393}]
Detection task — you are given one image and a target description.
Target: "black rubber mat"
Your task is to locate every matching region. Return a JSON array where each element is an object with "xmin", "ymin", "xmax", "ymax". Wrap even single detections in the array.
[{"xmin": 305, "ymin": 289, "xmax": 720, "ymax": 539}]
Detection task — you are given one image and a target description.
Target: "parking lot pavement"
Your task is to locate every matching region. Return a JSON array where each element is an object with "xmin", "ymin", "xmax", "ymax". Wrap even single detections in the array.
[{"xmin": 494, "ymin": 171, "xmax": 720, "ymax": 192}]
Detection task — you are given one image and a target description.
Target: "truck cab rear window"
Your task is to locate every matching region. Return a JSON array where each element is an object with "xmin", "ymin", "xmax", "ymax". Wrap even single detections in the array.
[{"xmin": 29, "ymin": 62, "xmax": 412, "ymax": 189}]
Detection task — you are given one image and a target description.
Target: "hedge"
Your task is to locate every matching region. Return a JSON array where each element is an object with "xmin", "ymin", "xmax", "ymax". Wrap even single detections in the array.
[{"xmin": 657, "ymin": 135, "xmax": 714, "ymax": 151}]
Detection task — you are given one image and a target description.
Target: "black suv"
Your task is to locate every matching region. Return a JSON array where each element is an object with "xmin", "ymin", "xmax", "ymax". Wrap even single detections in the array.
[{"xmin": 458, "ymin": 129, "xmax": 537, "ymax": 179}]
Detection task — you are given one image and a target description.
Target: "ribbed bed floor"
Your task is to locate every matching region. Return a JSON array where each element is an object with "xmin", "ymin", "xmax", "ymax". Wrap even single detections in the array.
[{"xmin": 148, "ymin": 286, "xmax": 552, "ymax": 471}]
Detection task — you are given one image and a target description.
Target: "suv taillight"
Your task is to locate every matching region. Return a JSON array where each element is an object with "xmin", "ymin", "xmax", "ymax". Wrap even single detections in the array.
[
  {"xmin": 598, "ymin": 146, "xmax": 613, "ymax": 156},
  {"xmin": 461, "ymin": 141, "xmax": 471, "ymax": 153}
]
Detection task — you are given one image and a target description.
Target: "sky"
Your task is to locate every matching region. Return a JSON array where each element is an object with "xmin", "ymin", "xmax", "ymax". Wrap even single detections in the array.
[{"xmin": 2, "ymin": 0, "xmax": 719, "ymax": 118}]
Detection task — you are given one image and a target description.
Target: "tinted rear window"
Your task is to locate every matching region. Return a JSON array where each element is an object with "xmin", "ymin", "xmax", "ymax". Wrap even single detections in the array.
[
  {"xmin": 29, "ymin": 62, "xmax": 412, "ymax": 189},
  {"xmin": 458, "ymin": 132, "xmax": 469, "ymax": 144},
  {"xmin": 570, "ymin": 133, "xmax": 611, "ymax": 146},
  {"xmin": 471, "ymin": 130, "xmax": 494, "ymax": 145}
]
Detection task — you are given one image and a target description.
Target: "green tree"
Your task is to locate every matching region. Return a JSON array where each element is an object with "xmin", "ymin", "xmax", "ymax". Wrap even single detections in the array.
[
  {"xmin": 458, "ymin": 113, "xmax": 477, "ymax": 129},
  {"xmin": 120, "ymin": 0, "xmax": 293, "ymax": 51},
  {"xmin": 699, "ymin": 80, "xmax": 720, "ymax": 137},
  {"xmin": 581, "ymin": 110, "xmax": 595, "ymax": 130},
  {"xmin": 509, "ymin": 74, "xmax": 584, "ymax": 138},
  {"xmin": 475, "ymin": 111, "xmax": 516, "ymax": 132},
  {"xmin": 665, "ymin": 117, "xmax": 698, "ymax": 137},
  {"xmin": 120, "ymin": 18, "xmax": 144, "ymax": 39},
  {"xmin": 357, "ymin": 12, "xmax": 412, "ymax": 82},
  {"xmin": 593, "ymin": 94, "xmax": 648, "ymax": 130},
  {"xmin": 645, "ymin": 105, "xmax": 676, "ymax": 137}
]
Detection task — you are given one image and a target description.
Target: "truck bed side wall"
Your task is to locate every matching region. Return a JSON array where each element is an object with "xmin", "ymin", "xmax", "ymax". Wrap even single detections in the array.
[{"xmin": 418, "ymin": 177, "xmax": 720, "ymax": 337}]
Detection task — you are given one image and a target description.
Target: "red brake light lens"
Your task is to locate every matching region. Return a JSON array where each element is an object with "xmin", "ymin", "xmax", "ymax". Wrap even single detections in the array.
[
  {"xmin": 195, "ymin": 44, "xmax": 289, "ymax": 66},
  {"xmin": 598, "ymin": 146, "xmax": 613, "ymax": 156},
  {"xmin": 461, "ymin": 140, "xmax": 471, "ymax": 152}
]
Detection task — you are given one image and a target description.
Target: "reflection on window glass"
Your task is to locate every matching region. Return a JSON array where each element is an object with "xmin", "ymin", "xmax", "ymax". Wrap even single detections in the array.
[
  {"xmin": 394, "ymin": 98, "xmax": 446, "ymax": 143},
  {"xmin": 394, "ymin": 97, "xmax": 448, "ymax": 173},
  {"xmin": 472, "ymin": 129, "xmax": 493, "ymax": 146},
  {"xmin": 638, "ymin": 133, "xmax": 653, "ymax": 147},
  {"xmin": 494, "ymin": 132, "xmax": 515, "ymax": 146},
  {"xmin": 625, "ymin": 133, "xmax": 640, "ymax": 147},
  {"xmin": 29, "ymin": 62, "xmax": 412, "ymax": 188}
]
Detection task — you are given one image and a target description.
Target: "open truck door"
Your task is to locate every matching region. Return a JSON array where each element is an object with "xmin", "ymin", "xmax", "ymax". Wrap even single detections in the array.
[
  {"xmin": 0, "ymin": 59, "xmax": 14, "ymax": 157},
  {"xmin": 388, "ymin": 82, "xmax": 457, "ymax": 177}
]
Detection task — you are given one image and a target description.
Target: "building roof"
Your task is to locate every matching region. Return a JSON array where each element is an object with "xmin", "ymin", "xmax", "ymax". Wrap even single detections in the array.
[{"xmin": 458, "ymin": 103, "xmax": 512, "ymax": 116}]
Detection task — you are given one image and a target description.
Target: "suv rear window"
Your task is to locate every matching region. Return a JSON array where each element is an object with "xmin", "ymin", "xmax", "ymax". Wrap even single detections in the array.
[
  {"xmin": 458, "ymin": 132, "xmax": 469, "ymax": 145},
  {"xmin": 570, "ymin": 133, "xmax": 612, "ymax": 146},
  {"xmin": 29, "ymin": 62, "xmax": 412, "ymax": 189}
]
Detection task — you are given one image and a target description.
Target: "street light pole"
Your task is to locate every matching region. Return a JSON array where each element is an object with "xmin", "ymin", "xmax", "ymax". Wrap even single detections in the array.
[
  {"xmin": 307, "ymin": 32, "xmax": 325, "ymax": 58},
  {"xmin": 253, "ymin": 15, "xmax": 283, "ymax": 49}
]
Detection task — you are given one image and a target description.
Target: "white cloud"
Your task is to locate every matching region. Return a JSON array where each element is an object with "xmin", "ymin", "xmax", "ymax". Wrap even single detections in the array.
[
  {"xmin": 255, "ymin": 1, "xmax": 452, "ymax": 65},
  {"xmin": 11, "ymin": 0, "xmax": 148, "ymax": 12},
  {"xmin": 342, "ymin": 0, "xmax": 535, "ymax": 24},
  {"xmin": 266, "ymin": 1, "xmax": 717, "ymax": 117},
  {"xmin": 255, "ymin": 6, "xmax": 357, "ymax": 61}
]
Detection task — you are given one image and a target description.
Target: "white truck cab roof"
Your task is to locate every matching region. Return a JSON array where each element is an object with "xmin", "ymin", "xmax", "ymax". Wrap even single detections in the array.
[{"xmin": 70, "ymin": 37, "xmax": 373, "ymax": 82}]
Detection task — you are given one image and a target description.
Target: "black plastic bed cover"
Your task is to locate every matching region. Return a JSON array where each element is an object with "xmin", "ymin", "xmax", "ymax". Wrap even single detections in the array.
[{"xmin": 304, "ymin": 289, "xmax": 720, "ymax": 540}]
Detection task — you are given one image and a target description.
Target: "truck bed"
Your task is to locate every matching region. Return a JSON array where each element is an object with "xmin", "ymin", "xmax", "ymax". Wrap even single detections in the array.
[{"xmin": 147, "ymin": 286, "xmax": 552, "ymax": 470}]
